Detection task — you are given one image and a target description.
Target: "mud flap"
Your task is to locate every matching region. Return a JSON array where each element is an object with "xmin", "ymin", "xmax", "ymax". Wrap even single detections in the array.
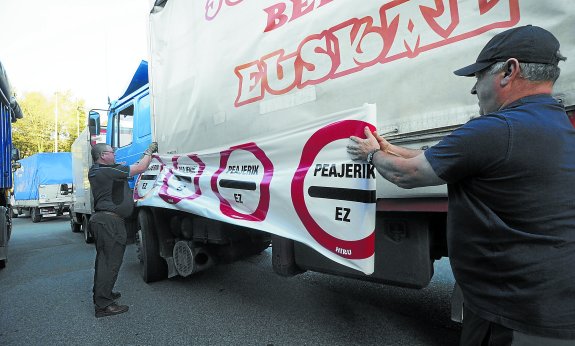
[{"xmin": 272, "ymin": 235, "xmax": 305, "ymax": 277}]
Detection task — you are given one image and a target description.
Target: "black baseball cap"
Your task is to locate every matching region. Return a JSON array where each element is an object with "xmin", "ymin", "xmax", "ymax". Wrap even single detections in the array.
[{"xmin": 454, "ymin": 25, "xmax": 561, "ymax": 77}]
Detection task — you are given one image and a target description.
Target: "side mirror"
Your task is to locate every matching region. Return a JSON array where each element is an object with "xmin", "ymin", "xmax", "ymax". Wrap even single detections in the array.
[
  {"xmin": 11, "ymin": 148, "xmax": 20, "ymax": 161},
  {"xmin": 88, "ymin": 110, "xmax": 101, "ymax": 136},
  {"xmin": 12, "ymin": 162, "xmax": 21, "ymax": 171}
]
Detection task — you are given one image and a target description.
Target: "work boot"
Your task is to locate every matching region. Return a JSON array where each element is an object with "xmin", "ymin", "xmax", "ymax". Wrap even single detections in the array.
[{"xmin": 95, "ymin": 303, "xmax": 129, "ymax": 318}]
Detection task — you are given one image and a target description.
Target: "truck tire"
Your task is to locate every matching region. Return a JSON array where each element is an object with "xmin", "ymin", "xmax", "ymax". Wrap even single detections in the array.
[
  {"xmin": 70, "ymin": 213, "xmax": 81, "ymax": 233},
  {"xmin": 137, "ymin": 209, "xmax": 167, "ymax": 283},
  {"xmin": 83, "ymin": 215, "xmax": 94, "ymax": 243},
  {"xmin": 31, "ymin": 207, "xmax": 42, "ymax": 223}
]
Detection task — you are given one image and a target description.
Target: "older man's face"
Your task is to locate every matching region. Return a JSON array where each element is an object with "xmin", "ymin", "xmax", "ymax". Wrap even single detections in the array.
[
  {"xmin": 100, "ymin": 146, "xmax": 116, "ymax": 164},
  {"xmin": 471, "ymin": 67, "xmax": 502, "ymax": 115}
]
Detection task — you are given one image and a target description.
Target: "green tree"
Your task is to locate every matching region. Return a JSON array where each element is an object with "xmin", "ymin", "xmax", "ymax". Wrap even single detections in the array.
[{"xmin": 13, "ymin": 91, "xmax": 87, "ymax": 158}]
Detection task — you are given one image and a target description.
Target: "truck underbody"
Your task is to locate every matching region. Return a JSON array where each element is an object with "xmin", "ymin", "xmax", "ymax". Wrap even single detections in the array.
[{"xmin": 136, "ymin": 199, "xmax": 448, "ymax": 289}]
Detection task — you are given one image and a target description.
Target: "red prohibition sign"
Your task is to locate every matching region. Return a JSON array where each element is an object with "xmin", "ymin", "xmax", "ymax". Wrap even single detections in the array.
[
  {"xmin": 291, "ymin": 120, "xmax": 375, "ymax": 260},
  {"xmin": 211, "ymin": 142, "xmax": 274, "ymax": 221},
  {"xmin": 134, "ymin": 154, "xmax": 162, "ymax": 200},
  {"xmin": 158, "ymin": 154, "xmax": 205, "ymax": 204}
]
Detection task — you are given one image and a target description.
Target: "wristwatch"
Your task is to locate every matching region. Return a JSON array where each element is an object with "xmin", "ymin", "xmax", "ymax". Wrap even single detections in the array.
[{"xmin": 367, "ymin": 149, "xmax": 380, "ymax": 165}]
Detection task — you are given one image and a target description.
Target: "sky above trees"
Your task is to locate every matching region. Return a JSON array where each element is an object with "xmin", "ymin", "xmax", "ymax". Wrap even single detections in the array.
[{"xmin": 0, "ymin": 0, "xmax": 151, "ymax": 110}]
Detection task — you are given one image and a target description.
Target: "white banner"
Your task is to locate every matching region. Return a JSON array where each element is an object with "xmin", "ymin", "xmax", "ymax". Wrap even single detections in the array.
[{"xmin": 136, "ymin": 104, "xmax": 377, "ymax": 274}]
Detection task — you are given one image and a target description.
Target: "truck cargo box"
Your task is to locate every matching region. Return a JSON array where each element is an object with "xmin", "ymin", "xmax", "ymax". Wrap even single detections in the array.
[
  {"xmin": 13, "ymin": 152, "xmax": 73, "ymax": 222},
  {"xmin": 14, "ymin": 152, "xmax": 73, "ymax": 200}
]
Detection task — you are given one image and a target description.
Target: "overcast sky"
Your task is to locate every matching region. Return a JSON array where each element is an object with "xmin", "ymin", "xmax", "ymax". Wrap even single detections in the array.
[{"xmin": 0, "ymin": 0, "xmax": 152, "ymax": 109}]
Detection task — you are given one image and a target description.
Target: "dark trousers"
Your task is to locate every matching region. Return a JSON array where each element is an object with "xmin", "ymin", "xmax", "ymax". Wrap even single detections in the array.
[
  {"xmin": 91, "ymin": 214, "xmax": 127, "ymax": 309},
  {"xmin": 460, "ymin": 307, "xmax": 575, "ymax": 346}
]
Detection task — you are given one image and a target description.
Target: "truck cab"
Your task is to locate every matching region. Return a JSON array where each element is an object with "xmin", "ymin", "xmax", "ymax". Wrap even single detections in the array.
[{"xmin": 106, "ymin": 60, "xmax": 152, "ymax": 188}]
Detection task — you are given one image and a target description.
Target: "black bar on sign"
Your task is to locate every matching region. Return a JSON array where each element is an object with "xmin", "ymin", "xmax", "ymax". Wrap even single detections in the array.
[
  {"xmin": 141, "ymin": 175, "xmax": 157, "ymax": 180},
  {"xmin": 219, "ymin": 179, "xmax": 257, "ymax": 191},
  {"xmin": 174, "ymin": 174, "xmax": 192, "ymax": 183},
  {"xmin": 308, "ymin": 186, "xmax": 376, "ymax": 203}
]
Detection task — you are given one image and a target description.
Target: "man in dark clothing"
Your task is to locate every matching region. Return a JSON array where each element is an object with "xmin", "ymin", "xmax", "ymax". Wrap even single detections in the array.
[
  {"xmin": 347, "ymin": 25, "xmax": 574, "ymax": 344},
  {"xmin": 89, "ymin": 141, "xmax": 157, "ymax": 318}
]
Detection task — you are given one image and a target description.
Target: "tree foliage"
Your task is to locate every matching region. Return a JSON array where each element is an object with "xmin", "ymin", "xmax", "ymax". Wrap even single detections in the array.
[{"xmin": 12, "ymin": 91, "xmax": 87, "ymax": 158}]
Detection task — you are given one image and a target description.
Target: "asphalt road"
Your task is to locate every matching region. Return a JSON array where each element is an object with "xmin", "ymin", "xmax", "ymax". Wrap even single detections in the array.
[{"xmin": 0, "ymin": 216, "xmax": 460, "ymax": 345}]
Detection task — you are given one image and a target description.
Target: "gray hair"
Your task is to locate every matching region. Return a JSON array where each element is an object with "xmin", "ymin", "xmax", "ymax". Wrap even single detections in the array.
[
  {"xmin": 91, "ymin": 143, "xmax": 109, "ymax": 162},
  {"xmin": 485, "ymin": 51, "xmax": 567, "ymax": 83}
]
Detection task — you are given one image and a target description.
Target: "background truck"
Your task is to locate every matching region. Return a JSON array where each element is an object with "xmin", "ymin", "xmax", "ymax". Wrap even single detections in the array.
[
  {"xmin": 95, "ymin": 0, "xmax": 575, "ymax": 316},
  {"xmin": 0, "ymin": 59, "xmax": 23, "ymax": 268},
  {"xmin": 13, "ymin": 152, "xmax": 73, "ymax": 223},
  {"xmin": 69, "ymin": 60, "xmax": 152, "ymax": 243}
]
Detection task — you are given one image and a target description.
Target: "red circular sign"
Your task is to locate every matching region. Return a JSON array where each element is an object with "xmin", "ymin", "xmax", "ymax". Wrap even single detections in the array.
[
  {"xmin": 291, "ymin": 120, "xmax": 375, "ymax": 260},
  {"xmin": 134, "ymin": 154, "xmax": 163, "ymax": 200},
  {"xmin": 158, "ymin": 154, "xmax": 205, "ymax": 204},
  {"xmin": 211, "ymin": 142, "xmax": 273, "ymax": 221}
]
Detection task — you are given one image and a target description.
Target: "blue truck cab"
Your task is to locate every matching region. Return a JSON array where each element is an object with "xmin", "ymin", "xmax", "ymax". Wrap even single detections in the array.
[{"xmin": 90, "ymin": 60, "xmax": 151, "ymax": 188}]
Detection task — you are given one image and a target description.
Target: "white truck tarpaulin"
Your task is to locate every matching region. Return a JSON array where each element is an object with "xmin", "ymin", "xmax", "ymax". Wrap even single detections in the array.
[{"xmin": 145, "ymin": 0, "xmax": 575, "ymax": 273}]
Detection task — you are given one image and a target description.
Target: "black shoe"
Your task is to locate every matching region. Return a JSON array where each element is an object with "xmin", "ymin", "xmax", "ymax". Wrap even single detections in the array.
[{"xmin": 95, "ymin": 303, "xmax": 129, "ymax": 318}]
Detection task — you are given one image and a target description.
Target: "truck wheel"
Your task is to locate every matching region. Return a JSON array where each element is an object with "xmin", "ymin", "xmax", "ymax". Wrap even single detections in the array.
[
  {"xmin": 70, "ymin": 213, "xmax": 81, "ymax": 233},
  {"xmin": 83, "ymin": 215, "xmax": 94, "ymax": 243},
  {"xmin": 137, "ymin": 209, "xmax": 167, "ymax": 283},
  {"xmin": 31, "ymin": 208, "xmax": 42, "ymax": 223}
]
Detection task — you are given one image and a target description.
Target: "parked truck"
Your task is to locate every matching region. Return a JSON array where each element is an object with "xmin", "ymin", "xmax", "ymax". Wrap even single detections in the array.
[
  {"xmin": 91, "ymin": 0, "xmax": 575, "ymax": 316},
  {"xmin": 13, "ymin": 152, "xmax": 73, "ymax": 223},
  {"xmin": 69, "ymin": 60, "xmax": 152, "ymax": 243},
  {"xmin": 0, "ymin": 59, "xmax": 23, "ymax": 268}
]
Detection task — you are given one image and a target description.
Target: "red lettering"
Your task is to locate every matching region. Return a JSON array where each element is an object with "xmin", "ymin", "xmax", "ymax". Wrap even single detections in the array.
[
  {"xmin": 297, "ymin": 33, "xmax": 335, "ymax": 88},
  {"xmin": 264, "ymin": 0, "xmax": 335, "ymax": 32},
  {"xmin": 205, "ymin": 0, "xmax": 244, "ymax": 21},
  {"xmin": 205, "ymin": 0, "xmax": 224, "ymax": 20},
  {"xmin": 236, "ymin": 0, "xmax": 520, "ymax": 107},
  {"xmin": 262, "ymin": 51, "xmax": 299, "ymax": 95},
  {"xmin": 290, "ymin": 0, "xmax": 315, "ymax": 22},
  {"xmin": 234, "ymin": 62, "xmax": 265, "ymax": 107},
  {"xmin": 263, "ymin": 3, "xmax": 289, "ymax": 32}
]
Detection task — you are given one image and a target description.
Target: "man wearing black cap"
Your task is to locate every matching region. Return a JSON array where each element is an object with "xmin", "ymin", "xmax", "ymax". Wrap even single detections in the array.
[{"xmin": 347, "ymin": 25, "xmax": 575, "ymax": 344}]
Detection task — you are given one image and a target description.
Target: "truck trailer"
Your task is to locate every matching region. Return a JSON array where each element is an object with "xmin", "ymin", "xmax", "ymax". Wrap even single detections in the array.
[
  {"xmin": 69, "ymin": 60, "xmax": 152, "ymax": 243},
  {"xmin": 13, "ymin": 152, "xmax": 73, "ymax": 223},
  {"xmin": 92, "ymin": 0, "xmax": 575, "ymax": 318},
  {"xmin": 0, "ymin": 59, "xmax": 23, "ymax": 267}
]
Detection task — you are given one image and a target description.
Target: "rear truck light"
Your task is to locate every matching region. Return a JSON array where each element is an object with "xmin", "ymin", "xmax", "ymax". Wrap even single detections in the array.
[{"xmin": 567, "ymin": 109, "xmax": 575, "ymax": 128}]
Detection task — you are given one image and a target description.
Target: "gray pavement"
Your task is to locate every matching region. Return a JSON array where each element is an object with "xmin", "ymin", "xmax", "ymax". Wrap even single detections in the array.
[{"xmin": 0, "ymin": 216, "xmax": 460, "ymax": 345}]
